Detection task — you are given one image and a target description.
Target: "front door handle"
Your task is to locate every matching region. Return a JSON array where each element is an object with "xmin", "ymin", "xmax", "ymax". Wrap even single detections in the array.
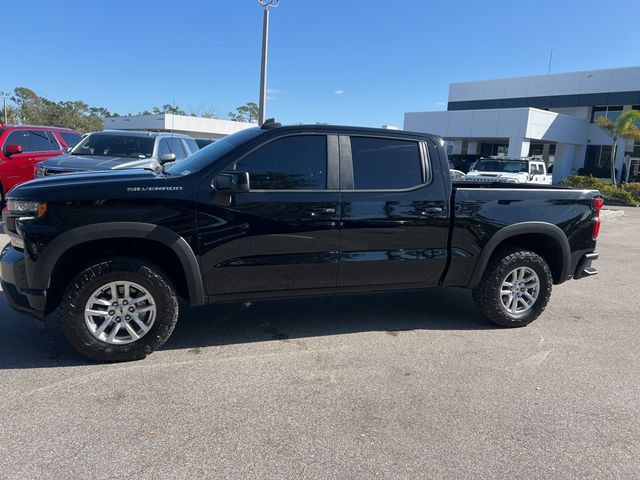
[
  {"xmin": 418, "ymin": 207, "xmax": 443, "ymax": 216},
  {"xmin": 309, "ymin": 207, "xmax": 336, "ymax": 216}
]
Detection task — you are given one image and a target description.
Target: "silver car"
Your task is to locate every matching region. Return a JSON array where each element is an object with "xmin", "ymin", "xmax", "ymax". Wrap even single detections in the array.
[{"xmin": 35, "ymin": 130, "xmax": 200, "ymax": 177}]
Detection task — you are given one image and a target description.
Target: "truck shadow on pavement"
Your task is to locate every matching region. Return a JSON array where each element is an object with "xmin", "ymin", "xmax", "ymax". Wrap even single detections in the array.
[{"xmin": 0, "ymin": 287, "xmax": 495, "ymax": 369}]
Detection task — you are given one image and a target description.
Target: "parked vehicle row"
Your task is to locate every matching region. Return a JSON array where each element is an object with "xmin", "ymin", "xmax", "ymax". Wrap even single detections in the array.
[
  {"xmin": 0, "ymin": 125, "xmax": 82, "ymax": 204},
  {"xmin": 0, "ymin": 125, "xmax": 210, "ymax": 203},
  {"xmin": 1, "ymin": 121, "xmax": 601, "ymax": 362},
  {"xmin": 35, "ymin": 131, "xmax": 200, "ymax": 177}
]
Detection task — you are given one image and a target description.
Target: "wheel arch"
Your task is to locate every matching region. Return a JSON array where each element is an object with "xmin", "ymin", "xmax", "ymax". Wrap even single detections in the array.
[
  {"xmin": 34, "ymin": 223, "xmax": 205, "ymax": 311},
  {"xmin": 467, "ymin": 222, "xmax": 571, "ymax": 288}
]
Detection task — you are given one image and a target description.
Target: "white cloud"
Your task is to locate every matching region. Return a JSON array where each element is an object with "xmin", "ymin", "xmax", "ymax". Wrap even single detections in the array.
[
  {"xmin": 267, "ymin": 88, "xmax": 284, "ymax": 95},
  {"xmin": 334, "ymin": 89, "xmax": 345, "ymax": 95},
  {"xmin": 434, "ymin": 101, "xmax": 447, "ymax": 106}
]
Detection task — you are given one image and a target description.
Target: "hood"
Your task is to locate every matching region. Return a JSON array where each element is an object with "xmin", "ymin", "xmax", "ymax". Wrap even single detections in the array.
[
  {"xmin": 37, "ymin": 154, "xmax": 158, "ymax": 171},
  {"xmin": 7, "ymin": 168, "xmax": 163, "ymax": 200}
]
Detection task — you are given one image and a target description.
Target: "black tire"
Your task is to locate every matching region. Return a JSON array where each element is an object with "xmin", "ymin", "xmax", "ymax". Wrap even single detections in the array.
[
  {"xmin": 472, "ymin": 248, "xmax": 552, "ymax": 328},
  {"xmin": 60, "ymin": 257, "xmax": 179, "ymax": 362}
]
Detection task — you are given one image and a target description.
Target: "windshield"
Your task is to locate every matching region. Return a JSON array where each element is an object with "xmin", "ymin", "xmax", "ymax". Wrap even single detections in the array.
[
  {"xmin": 165, "ymin": 138, "xmax": 236, "ymax": 175},
  {"xmin": 473, "ymin": 159, "xmax": 528, "ymax": 173},
  {"xmin": 71, "ymin": 134, "xmax": 155, "ymax": 159},
  {"xmin": 166, "ymin": 128, "xmax": 262, "ymax": 175}
]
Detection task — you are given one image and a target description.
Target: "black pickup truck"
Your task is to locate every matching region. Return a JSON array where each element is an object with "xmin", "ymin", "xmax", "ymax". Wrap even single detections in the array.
[{"xmin": 1, "ymin": 122, "xmax": 601, "ymax": 362}]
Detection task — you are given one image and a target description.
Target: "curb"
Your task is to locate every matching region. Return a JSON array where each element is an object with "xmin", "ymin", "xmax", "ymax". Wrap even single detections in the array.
[{"xmin": 601, "ymin": 209, "xmax": 625, "ymax": 220}]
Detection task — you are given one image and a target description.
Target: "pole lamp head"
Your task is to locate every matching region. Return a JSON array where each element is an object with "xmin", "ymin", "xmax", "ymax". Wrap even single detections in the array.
[{"xmin": 257, "ymin": 0, "xmax": 279, "ymax": 8}]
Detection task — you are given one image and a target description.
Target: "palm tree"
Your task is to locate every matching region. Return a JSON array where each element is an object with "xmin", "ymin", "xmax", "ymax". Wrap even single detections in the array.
[{"xmin": 595, "ymin": 109, "xmax": 640, "ymax": 186}]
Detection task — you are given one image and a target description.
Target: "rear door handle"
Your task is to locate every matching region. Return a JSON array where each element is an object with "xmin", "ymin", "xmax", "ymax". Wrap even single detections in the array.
[{"xmin": 418, "ymin": 207, "xmax": 443, "ymax": 215}]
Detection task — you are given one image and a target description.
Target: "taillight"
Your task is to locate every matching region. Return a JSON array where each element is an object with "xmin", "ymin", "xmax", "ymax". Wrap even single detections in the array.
[{"xmin": 592, "ymin": 196, "xmax": 604, "ymax": 239}]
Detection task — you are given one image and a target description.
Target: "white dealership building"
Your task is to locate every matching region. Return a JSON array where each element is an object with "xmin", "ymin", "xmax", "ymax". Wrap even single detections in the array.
[
  {"xmin": 404, "ymin": 66, "xmax": 640, "ymax": 183},
  {"xmin": 102, "ymin": 114, "xmax": 255, "ymax": 140}
]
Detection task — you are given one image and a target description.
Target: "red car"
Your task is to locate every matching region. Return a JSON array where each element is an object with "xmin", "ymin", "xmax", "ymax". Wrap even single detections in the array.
[{"xmin": 0, "ymin": 125, "xmax": 82, "ymax": 204}]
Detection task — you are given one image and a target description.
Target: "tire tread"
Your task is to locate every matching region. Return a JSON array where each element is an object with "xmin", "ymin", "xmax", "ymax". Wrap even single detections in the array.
[
  {"xmin": 59, "ymin": 257, "xmax": 178, "ymax": 362},
  {"xmin": 472, "ymin": 248, "xmax": 552, "ymax": 328}
]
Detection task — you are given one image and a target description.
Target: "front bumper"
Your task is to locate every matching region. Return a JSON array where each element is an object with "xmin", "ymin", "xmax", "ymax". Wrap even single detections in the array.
[
  {"xmin": 0, "ymin": 245, "xmax": 47, "ymax": 320},
  {"xmin": 574, "ymin": 252, "xmax": 598, "ymax": 280}
]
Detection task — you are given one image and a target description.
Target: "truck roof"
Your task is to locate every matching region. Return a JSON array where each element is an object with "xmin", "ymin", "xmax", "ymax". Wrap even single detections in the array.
[
  {"xmin": 0, "ymin": 124, "xmax": 79, "ymax": 132},
  {"xmin": 96, "ymin": 130, "xmax": 195, "ymax": 139},
  {"xmin": 248, "ymin": 123, "xmax": 444, "ymax": 143}
]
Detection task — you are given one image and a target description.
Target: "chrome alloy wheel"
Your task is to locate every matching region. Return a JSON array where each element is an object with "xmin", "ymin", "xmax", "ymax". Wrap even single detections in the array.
[
  {"xmin": 84, "ymin": 281, "xmax": 156, "ymax": 345},
  {"xmin": 500, "ymin": 266, "xmax": 540, "ymax": 316}
]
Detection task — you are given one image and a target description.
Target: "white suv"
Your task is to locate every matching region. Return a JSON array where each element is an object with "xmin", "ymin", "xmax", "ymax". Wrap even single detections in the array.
[{"xmin": 464, "ymin": 157, "xmax": 552, "ymax": 184}]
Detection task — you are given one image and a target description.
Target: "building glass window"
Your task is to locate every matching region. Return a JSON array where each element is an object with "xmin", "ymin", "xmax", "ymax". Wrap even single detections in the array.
[
  {"xmin": 632, "ymin": 106, "xmax": 640, "ymax": 129},
  {"xmin": 528, "ymin": 143, "xmax": 544, "ymax": 157},
  {"xmin": 479, "ymin": 142, "xmax": 508, "ymax": 156},
  {"xmin": 585, "ymin": 145, "xmax": 612, "ymax": 169},
  {"xmin": 591, "ymin": 106, "xmax": 623, "ymax": 123}
]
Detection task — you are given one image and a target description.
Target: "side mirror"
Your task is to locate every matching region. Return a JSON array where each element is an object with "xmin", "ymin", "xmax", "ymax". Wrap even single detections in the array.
[
  {"xmin": 159, "ymin": 153, "xmax": 177, "ymax": 164},
  {"xmin": 5, "ymin": 144, "xmax": 23, "ymax": 156},
  {"xmin": 213, "ymin": 171, "xmax": 250, "ymax": 193}
]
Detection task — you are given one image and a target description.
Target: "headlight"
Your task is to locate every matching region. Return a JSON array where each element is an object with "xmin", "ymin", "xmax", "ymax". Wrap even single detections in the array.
[{"xmin": 6, "ymin": 199, "xmax": 47, "ymax": 218}]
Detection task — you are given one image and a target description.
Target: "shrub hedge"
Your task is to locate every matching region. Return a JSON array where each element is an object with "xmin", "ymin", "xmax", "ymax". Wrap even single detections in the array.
[{"xmin": 560, "ymin": 176, "xmax": 639, "ymax": 206}]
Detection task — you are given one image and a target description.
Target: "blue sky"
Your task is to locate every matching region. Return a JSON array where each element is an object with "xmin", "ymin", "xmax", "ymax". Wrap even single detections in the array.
[{"xmin": 2, "ymin": 0, "xmax": 639, "ymax": 127}]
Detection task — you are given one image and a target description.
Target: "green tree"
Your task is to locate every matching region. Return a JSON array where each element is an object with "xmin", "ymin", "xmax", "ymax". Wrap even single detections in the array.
[
  {"xmin": 152, "ymin": 104, "xmax": 187, "ymax": 115},
  {"xmin": 228, "ymin": 102, "xmax": 258, "ymax": 123},
  {"xmin": 595, "ymin": 110, "xmax": 640, "ymax": 186},
  {"xmin": 11, "ymin": 87, "xmax": 46, "ymax": 125},
  {"xmin": 187, "ymin": 105, "xmax": 219, "ymax": 119},
  {"xmin": 8, "ymin": 87, "xmax": 107, "ymax": 133},
  {"xmin": 90, "ymin": 106, "xmax": 117, "ymax": 118}
]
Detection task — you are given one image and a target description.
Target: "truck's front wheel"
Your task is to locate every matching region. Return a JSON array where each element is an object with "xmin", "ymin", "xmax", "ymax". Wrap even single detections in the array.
[
  {"xmin": 472, "ymin": 248, "xmax": 552, "ymax": 328},
  {"xmin": 60, "ymin": 258, "xmax": 179, "ymax": 362}
]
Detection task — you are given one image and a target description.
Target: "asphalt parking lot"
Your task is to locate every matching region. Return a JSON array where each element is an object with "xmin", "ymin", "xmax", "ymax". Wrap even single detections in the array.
[{"xmin": 0, "ymin": 209, "xmax": 638, "ymax": 480}]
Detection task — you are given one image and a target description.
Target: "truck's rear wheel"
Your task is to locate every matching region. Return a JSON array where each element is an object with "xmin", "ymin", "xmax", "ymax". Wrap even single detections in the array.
[
  {"xmin": 472, "ymin": 248, "xmax": 552, "ymax": 328},
  {"xmin": 60, "ymin": 258, "xmax": 179, "ymax": 362}
]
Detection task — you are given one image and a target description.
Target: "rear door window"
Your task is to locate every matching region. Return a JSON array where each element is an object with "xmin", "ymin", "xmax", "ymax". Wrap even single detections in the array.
[
  {"xmin": 46, "ymin": 131, "xmax": 62, "ymax": 150},
  {"xmin": 350, "ymin": 136, "xmax": 423, "ymax": 190},
  {"xmin": 28, "ymin": 130, "xmax": 59, "ymax": 151}
]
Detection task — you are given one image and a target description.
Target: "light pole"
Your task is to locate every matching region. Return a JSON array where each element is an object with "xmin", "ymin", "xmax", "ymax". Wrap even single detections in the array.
[
  {"xmin": 257, "ymin": 0, "xmax": 278, "ymax": 125},
  {"xmin": 0, "ymin": 92, "xmax": 9, "ymax": 125}
]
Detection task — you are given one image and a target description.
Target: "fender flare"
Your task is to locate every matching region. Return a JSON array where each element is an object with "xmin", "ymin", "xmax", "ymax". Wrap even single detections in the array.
[
  {"xmin": 467, "ymin": 221, "xmax": 571, "ymax": 288},
  {"xmin": 30, "ymin": 222, "xmax": 206, "ymax": 306}
]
